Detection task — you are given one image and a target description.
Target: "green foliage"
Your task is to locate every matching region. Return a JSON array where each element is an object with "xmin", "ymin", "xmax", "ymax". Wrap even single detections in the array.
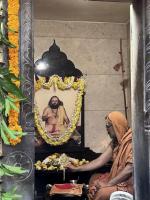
[
  {"xmin": 2, "ymin": 187, "xmax": 22, "ymax": 200},
  {"xmin": 0, "ymin": 163, "xmax": 28, "ymax": 176},
  {"xmin": 0, "ymin": 5, "xmax": 27, "ymax": 200},
  {"xmin": 0, "ymin": 118, "xmax": 27, "ymax": 145},
  {"xmin": 0, "ymin": 67, "xmax": 27, "ymax": 145},
  {"xmin": 0, "ymin": 6, "xmax": 27, "ymax": 145},
  {"xmin": 0, "ymin": 67, "xmax": 25, "ymax": 100},
  {"xmin": 0, "ymin": 16, "xmax": 16, "ymax": 48}
]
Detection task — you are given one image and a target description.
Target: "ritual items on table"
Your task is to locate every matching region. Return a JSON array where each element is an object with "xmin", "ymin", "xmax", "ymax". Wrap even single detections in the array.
[
  {"xmin": 49, "ymin": 183, "xmax": 83, "ymax": 196},
  {"xmin": 35, "ymin": 153, "xmax": 89, "ymax": 170}
]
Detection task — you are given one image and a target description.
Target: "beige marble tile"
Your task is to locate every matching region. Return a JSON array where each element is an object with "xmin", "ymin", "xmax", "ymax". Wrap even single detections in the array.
[
  {"xmin": 34, "ymin": 38, "xmax": 52, "ymax": 61},
  {"xmin": 33, "ymin": 20, "xmax": 131, "ymax": 153},
  {"xmin": 85, "ymin": 110, "xmax": 111, "ymax": 153},
  {"xmin": 85, "ymin": 75, "xmax": 130, "ymax": 111},
  {"xmin": 34, "ymin": 20, "xmax": 127, "ymax": 39},
  {"xmin": 85, "ymin": 111, "xmax": 111, "ymax": 153},
  {"xmin": 34, "ymin": 37, "xmax": 129, "ymax": 75},
  {"xmin": 84, "ymin": 110, "xmax": 131, "ymax": 153}
]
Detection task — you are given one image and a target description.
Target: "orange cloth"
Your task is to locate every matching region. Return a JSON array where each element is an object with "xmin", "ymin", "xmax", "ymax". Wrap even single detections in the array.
[
  {"xmin": 89, "ymin": 111, "xmax": 133, "ymax": 200},
  {"xmin": 106, "ymin": 111, "xmax": 133, "ymax": 190},
  {"xmin": 42, "ymin": 106, "xmax": 68, "ymax": 134}
]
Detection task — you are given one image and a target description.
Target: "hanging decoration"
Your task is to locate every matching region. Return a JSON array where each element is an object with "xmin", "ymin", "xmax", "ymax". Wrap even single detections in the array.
[{"xmin": 0, "ymin": 0, "xmax": 26, "ymax": 146}]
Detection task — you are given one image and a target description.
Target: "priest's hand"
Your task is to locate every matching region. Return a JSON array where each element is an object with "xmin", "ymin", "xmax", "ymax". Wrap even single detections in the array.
[{"xmin": 66, "ymin": 163, "xmax": 79, "ymax": 172}]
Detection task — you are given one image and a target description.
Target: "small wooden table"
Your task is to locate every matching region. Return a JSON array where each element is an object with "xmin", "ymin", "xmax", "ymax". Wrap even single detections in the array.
[
  {"xmin": 46, "ymin": 194, "xmax": 88, "ymax": 200},
  {"xmin": 45, "ymin": 184, "xmax": 88, "ymax": 200}
]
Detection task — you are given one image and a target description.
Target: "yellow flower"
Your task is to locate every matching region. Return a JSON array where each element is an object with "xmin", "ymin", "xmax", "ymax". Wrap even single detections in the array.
[
  {"xmin": 8, "ymin": 35, "xmax": 18, "ymax": 46},
  {"xmin": 35, "ymin": 76, "xmax": 85, "ymax": 146},
  {"xmin": 7, "ymin": 0, "xmax": 22, "ymax": 146},
  {"xmin": 9, "ymin": 137, "xmax": 21, "ymax": 145},
  {"xmin": 8, "ymin": 0, "xmax": 19, "ymax": 15}
]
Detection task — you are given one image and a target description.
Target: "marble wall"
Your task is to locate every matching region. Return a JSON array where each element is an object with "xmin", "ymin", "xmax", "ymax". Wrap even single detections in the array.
[{"xmin": 34, "ymin": 20, "xmax": 130, "ymax": 152}]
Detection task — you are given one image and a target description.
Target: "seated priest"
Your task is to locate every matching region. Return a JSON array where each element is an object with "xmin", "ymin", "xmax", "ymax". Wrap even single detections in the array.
[{"xmin": 67, "ymin": 111, "xmax": 133, "ymax": 200}]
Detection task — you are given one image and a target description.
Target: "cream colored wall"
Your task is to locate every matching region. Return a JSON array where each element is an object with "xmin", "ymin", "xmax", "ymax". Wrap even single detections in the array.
[{"xmin": 34, "ymin": 20, "xmax": 130, "ymax": 153}]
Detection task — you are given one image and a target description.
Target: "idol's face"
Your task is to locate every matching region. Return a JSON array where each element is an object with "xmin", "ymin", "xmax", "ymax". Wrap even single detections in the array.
[{"xmin": 49, "ymin": 97, "xmax": 59, "ymax": 109}]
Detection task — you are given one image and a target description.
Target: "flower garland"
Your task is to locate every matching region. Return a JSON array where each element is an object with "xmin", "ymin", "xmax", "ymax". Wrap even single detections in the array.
[
  {"xmin": 35, "ymin": 76, "xmax": 85, "ymax": 91},
  {"xmin": 7, "ymin": 0, "xmax": 22, "ymax": 145},
  {"xmin": 35, "ymin": 75, "xmax": 85, "ymax": 146}
]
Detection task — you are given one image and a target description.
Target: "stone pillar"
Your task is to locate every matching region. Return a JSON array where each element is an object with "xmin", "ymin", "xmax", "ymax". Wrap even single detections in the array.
[
  {"xmin": 2, "ymin": 1, "xmax": 35, "ymax": 200},
  {"xmin": 131, "ymin": 0, "xmax": 150, "ymax": 199},
  {"xmin": 20, "ymin": 0, "xmax": 34, "ymax": 132},
  {"xmin": 144, "ymin": 0, "xmax": 150, "ymax": 196}
]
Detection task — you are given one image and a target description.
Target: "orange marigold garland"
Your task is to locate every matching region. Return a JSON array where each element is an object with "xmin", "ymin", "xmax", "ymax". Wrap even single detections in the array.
[{"xmin": 7, "ymin": 0, "xmax": 22, "ymax": 145}]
